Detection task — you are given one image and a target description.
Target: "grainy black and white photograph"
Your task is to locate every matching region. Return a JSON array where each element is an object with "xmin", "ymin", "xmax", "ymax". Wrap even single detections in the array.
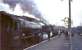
[{"xmin": 0, "ymin": 0, "xmax": 82, "ymax": 50}]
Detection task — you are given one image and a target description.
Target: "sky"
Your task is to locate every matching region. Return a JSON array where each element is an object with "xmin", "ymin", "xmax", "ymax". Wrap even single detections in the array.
[
  {"xmin": 0, "ymin": 0, "xmax": 82, "ymax": 27},
  {"xmin": 34, "ymin": 0, "xmax": 82, "ymax": 27}
]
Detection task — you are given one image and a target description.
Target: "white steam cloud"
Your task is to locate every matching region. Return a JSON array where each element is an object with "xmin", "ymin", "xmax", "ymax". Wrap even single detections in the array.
[
  {"xmin": 0, "ymin": 0, "xmax": 43, "ymax": 18},
  {"xmin": 0, "ymin": 0, "xmax": 48, "ymax": 24}
]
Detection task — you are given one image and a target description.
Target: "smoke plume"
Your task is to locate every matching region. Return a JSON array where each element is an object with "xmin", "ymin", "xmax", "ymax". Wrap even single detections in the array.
[{"xmin": 0, "ymin": 0, "xmax": 48, "ymax": 24}]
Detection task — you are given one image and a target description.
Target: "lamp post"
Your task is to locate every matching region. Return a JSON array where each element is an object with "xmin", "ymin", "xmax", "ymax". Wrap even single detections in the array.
[
  {"xmin": 61, "ymin": 0, "xmax": 72, "ymax": 29},
  {"xmin": 68, "ymin": 0, "xmax": 72, "ymax": 50},
  {"xmin": 68, "ymin": 0, "xmax": 72, "ymax": 30},
  {"xmin": 61, "ymin": 0, "xmax": 72, "ymax": 50}
]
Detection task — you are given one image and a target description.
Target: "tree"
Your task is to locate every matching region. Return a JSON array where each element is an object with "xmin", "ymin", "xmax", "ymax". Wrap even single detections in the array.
[{"xmin": 62, "ymin": 17, "xmax": 73, "ymax": 28}]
